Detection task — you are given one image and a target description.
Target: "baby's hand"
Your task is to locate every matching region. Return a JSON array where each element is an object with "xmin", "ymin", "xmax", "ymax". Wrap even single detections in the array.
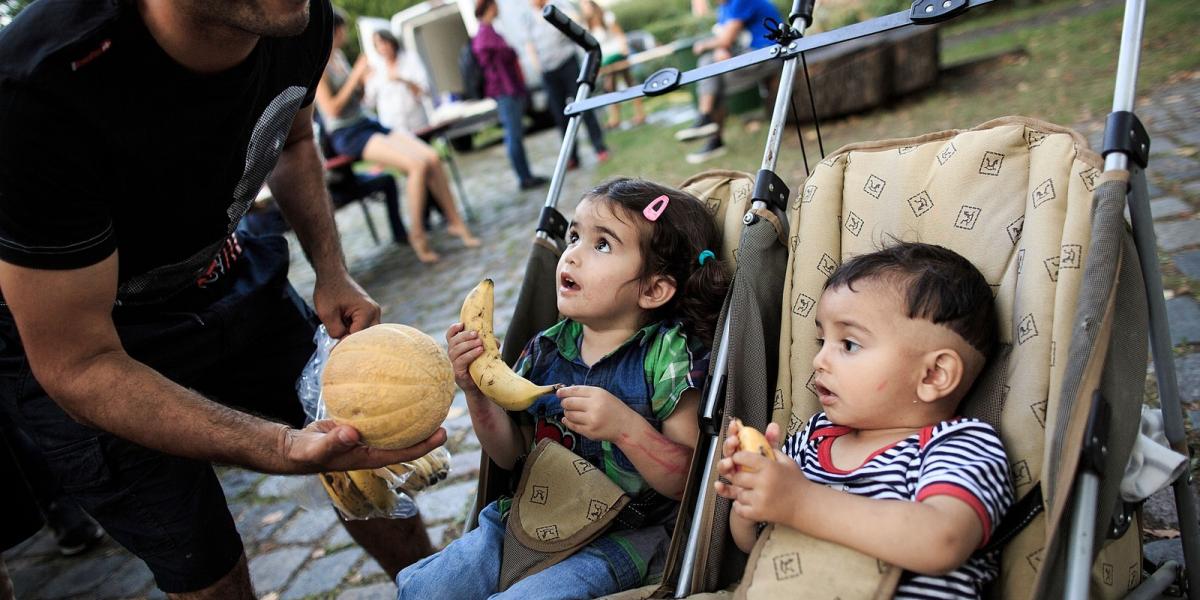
[
  {"xmin": 445, "ymin": 323, "xmax": 484, "ymax": 396},
  {"xmin": 558, "ymin": 386, "xmax": 636, "ymax": 442}
]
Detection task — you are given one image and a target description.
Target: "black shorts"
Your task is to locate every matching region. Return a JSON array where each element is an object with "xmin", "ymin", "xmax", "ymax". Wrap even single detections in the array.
[{"xmin": 0, "ymin": 234, "xmax": 318, "ymax": 593}]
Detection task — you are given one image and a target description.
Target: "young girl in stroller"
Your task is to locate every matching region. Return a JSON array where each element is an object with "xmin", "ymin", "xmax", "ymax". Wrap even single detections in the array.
[{"xmin": 396, "ymin": 178, "xmax": 729, "ymax": 598}]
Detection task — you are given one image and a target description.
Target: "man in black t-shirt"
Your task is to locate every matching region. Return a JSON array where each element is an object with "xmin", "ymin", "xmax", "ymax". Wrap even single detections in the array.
[{"xmin": 0, "ymin": 1, "xmax": 444, "ymax": 597}]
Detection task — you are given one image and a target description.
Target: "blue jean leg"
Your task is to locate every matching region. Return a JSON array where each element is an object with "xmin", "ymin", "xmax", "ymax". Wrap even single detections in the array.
[
  {"xmin": 395, "ymin": 501, "xmax": 505, "ymax": 599},
  {"xmin": 495, "ymin": 95, "xmax": 533, "ymax": 183},
  {"xmin": 493, "ymin": 545, "xmax": 624, "ymax": 600}
]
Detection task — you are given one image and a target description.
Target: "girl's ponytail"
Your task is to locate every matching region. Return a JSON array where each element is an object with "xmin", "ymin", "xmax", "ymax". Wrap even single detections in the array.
[{"xmin": 676, "ymin": 251, "xmax": 730, "ymax": 347}]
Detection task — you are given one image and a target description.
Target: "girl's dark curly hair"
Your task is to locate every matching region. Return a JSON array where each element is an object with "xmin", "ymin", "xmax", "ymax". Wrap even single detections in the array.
[{"xmin": 583, "ymin": 178, "xmax": 730, "ymax": 346}]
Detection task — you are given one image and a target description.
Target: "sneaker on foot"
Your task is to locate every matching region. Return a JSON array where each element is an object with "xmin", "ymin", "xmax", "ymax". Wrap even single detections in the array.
[
  {"xmin": 675, "ymin": 114, "xmax": 718, "ymax": 141},
  {"xmin": 519, "ymin": 175, "xmax": 549, "ymax": 191},
  {"xmin": 686, "ymin": 137, "xmax": 727, "ymax": 164}
]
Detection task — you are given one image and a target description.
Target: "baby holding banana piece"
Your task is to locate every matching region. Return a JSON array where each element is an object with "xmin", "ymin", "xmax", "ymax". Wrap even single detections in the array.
[
  {"xmin": 395, "ymin": 179, "xmax": 730, "ymax": 598},
  {"xmin": 716, "ymin": 243, "xmax": 1014, "ymax": 598}
]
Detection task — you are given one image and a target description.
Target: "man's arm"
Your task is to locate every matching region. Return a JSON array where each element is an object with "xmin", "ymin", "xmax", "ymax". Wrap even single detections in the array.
[
  {"xmin": 693, "ymin": 19, "xmax": 743, "ymax": 57},
  {"xmin": 267, "ymin": 104, "xmax": 379, "ymax": 338},
  {"xmin": 0, "ymin": 254, "xmax": 443, "ymax": 474}
]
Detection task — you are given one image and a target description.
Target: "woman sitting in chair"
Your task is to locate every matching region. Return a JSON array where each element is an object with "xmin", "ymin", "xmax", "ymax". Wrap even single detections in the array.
[{"xmin": 316, "ymin": 9, "xmax": 479, "ymax": 263}]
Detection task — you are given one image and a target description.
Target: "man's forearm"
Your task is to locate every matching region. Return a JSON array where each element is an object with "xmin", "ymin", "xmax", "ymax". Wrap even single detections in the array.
[
  {"xmin": 268, "ymin": 136, "xmax": 347, "ymax": 280},
  {"xmin": 56, "ymin": 350, "xmax": 301, "ymax": 474}
]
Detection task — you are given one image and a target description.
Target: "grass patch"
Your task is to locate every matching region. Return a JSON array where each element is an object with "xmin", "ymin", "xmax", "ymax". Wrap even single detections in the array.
[{"xmin": 595, "ymin": 0, "xmax": 1200, "ymax": 186}]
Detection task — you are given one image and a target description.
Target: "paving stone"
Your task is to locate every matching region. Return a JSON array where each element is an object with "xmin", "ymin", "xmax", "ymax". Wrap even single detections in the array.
[
  {"xmin": 40, "ymin": 553, "xmax": 129, "ymax": 598},
  {"xmin": 1173, "ymin": 249, "xmax": 1200, "ymax": 280},
  {"xmin": 219, "ymin": 468, "xmax": 264, "ymax": 500},
  {"xmin": 428, "ymin": 523, "xmax": 450, "ymax": 549},
  {"xmin": 443, "ymin": 411, "xmax": 473, "ymax": 435},
  {"xmin": 1174, "ymin": 354, "xmax": 1200, "ymax": 403},
  {"xmin": 257, "ymin": 475, "xmax": 310, "ymax": 499},
  {"xmin": 92, "ymin": 557, "xmax": 155, "ymax": 598},
  {"xmin": 274, "ymin": 505, "xmax": 338, "ymax": 544},
  {"xmin": 1150, "ymin": 136, "xmax": 1179, "ymax": 156},
  {"xmin": 1166, "ymin": 296, "xmax": 1200, "ymax": 346},
  {"xmin": 236, "ymin": 502, "xmax": 295, "ymax": 543},
  {"xmin": 415, "ymin": 480, "xmax": 477, "ymax": 523},
  {"xmin": 449, "ymin": 448, "xmax": 482, "ymax": 481},
  {"xmin": 249, "ymin": 546, "xmax": 310, "ymax": 592},
  {"xmin": 357, "ymin": 556, "xmax": 386, "ymax": 579},
  {"xmin": 326, "ymin": 523, "xmax": 354, "ymax": 549},
  {"xmin": 1151, "ymin": 196, "xmax": 1192, "ymax": 219},
  {"xmin": 338, "ymin": 582, "xmax": 398, "ymax": 600},
  {"xmin": 1155, "ymin": 219, "xmax": 1200, "ymax": 251},
  {"xmin": 282, "ymin": 547, "xmax": 364, "ymax": 600},
  {"xmin": 1144, "ymin": 538, "xmax": 1185, "ymax": 567},
  {"xmin": 1185, "ymin": 181, "xmax": 1200, "ymax": 199}
]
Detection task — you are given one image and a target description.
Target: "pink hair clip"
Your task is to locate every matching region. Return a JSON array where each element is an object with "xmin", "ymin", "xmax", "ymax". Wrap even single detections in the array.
[{"xmin": 643, "ymin": 195, "xmax": 670, "ymax": 222}]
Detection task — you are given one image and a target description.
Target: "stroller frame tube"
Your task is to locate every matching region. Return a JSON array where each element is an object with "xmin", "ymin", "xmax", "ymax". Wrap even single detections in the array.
[
  {"xmin": 1066, "ymin": 471, "xmax": 1101, "ymax": 599},
  {"xmin": 1104, "ymin": 0, "xmax": 1200, "ymax": 592},
  {"xmin": 675, "ymin": 3, "xmax": 811, "ymax": 595},
  {"xmin": 539, "ymin": 81, "xmax": 594, "ymax": 221}
]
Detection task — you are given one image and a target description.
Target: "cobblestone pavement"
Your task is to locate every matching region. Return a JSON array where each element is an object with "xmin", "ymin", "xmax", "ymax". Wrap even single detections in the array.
[{"xmin": 6, "ymin": 73, "xmax": 1200, "ymax": 599}]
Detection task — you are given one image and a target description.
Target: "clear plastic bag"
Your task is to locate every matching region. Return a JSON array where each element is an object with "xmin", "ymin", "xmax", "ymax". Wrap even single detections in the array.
[{"xmin": 294, "ymin": 325, "xmax": 452, "ymax": 520}]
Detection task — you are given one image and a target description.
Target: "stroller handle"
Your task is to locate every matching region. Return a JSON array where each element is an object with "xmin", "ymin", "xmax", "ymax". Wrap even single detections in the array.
[{"xmin": 542, "ymin": 5, "xmax": 600, "ymax": 54}]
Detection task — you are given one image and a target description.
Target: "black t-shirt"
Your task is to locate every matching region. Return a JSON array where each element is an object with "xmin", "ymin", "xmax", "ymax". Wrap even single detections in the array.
[{"xmin": 0, "ymin": 0, "xmax": 333, "ymax": 305}]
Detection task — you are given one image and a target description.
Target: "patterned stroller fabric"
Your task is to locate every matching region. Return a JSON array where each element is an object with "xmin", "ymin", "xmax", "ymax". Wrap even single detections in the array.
[{"xmin": 738, "ymin": 116, "xmax": 1149, "ymax": 598}]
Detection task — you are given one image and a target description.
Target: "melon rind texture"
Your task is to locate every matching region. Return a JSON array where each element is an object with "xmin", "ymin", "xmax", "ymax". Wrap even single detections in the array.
[{"xmin": 322, "ymin": 324, "xmax": 454, "ymax": 449}]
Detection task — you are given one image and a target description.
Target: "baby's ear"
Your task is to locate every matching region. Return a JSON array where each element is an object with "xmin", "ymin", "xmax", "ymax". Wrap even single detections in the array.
[
  {"xmin": 916, "ymin": 349, "xmax": 964, "ymax": 404},
  {"xmin": 638, "ymin": 275, "xmax": 677, "ymax": 310}
]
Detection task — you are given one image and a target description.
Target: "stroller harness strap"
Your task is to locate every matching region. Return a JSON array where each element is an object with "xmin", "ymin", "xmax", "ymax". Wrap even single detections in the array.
[{"xmin": 499, "ymin": 439, "xmax": 631, "ymax": 590}]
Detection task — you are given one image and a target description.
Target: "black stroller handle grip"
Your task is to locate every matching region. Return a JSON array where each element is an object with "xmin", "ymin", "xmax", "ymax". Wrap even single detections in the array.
[{"xmin": 542, "ymin": 5, "xmax": 600, "ymax": 53}]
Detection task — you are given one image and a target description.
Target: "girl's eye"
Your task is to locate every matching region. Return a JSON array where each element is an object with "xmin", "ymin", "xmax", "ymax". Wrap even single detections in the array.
[
  {"xmin": 567, "ymin": 231, "xmax": 579, "ymax": 245},
  {"xmin": 595, "ymin": 238, "xmax": 611, "ymax": 253},
  {"xmin": 842, "ymin": 339, "xmax": 861, "ymax": 353},
  {"xmin": 815, "ymin": 338, "xmax": 824, "ymax": 347}
]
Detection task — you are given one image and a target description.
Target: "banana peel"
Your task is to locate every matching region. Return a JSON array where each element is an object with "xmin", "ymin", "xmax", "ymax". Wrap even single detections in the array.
[{"xmin": 459, "ymin": 279, "xmax": 558, "ymax": 410}]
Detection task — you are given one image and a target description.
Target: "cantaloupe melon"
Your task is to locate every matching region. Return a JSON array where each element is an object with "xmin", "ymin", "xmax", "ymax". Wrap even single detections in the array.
[{"xmin": 322, "ymin": 324, "xmax": 454, "ymax": 449}]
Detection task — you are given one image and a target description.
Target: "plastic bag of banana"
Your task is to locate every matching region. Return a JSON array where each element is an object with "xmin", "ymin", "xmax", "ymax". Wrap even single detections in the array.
[{"xmin": 318, "ymin": 446, "xmax": 452, "ymax": 520}]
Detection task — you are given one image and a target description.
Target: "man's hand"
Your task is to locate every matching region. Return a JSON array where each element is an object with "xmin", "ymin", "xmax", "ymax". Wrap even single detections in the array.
[
  {"xmin": 279, "ymin": 420, "xmax": 448, "ymax": 473},
  {"xmin": 558, "ymin": 385, "xmax": 637, "ymax": 442},
  {"xmin": 713, "ymin": 46, "xmax": 732, "ymax": 61},
  {"xmin": 313, "ymin": 273, "xmax": 381, "ymax": 338},
  {"xmin": 714, "ymin": 422, "xmax": 806, "ymax": 525}
]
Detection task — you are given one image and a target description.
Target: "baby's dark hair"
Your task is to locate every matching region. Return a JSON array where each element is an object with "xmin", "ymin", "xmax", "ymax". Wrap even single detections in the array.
[
  {"xmin": 823, "ymin": 242, "xmax": 998, "ymax": 361},
  {"xmin": 584, "ymin": 178, "xmax": 730, "ymax": 346},
  {"xmin": 332, "ymin": 7, "xmax": 347, "ymax": 28}
]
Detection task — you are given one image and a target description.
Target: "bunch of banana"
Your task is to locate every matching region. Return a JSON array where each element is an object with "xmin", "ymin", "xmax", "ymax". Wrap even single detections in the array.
[
  {"xmin": 319, "ymin": 449, "xmax": 453, "ymax": 519},
  {"xmin": 459, "ymin": 279, "xmax": 558, "ymax": 410},
  {"xmin": 379, "ymin": 448, "xmax": 451, "ymax": 496},
  {"xmin": 319, "ymin": 470, "xmax": 394, "ymax": 519},
  {"xmin": 736, "ymin": 422, "xmax": 775, "ymax": 473}
]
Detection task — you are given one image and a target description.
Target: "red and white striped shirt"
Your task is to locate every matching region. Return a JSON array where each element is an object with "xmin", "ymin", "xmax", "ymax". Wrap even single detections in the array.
[{"xmin": 782, "ymin": 412, "xmax": 1013, "ymax": 599}]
